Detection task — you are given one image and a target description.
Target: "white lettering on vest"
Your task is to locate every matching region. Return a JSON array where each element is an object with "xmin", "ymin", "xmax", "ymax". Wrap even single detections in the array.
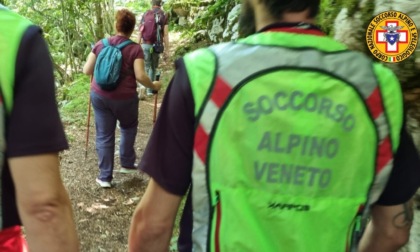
[
  {"xmin": 254, "ymin": 161, "xmax": 332, "ymax": 188},
  {"xmin": 257, "ymin": 131, "xmax": 340, "ymax": 159},
  {"xmin": 243, "ymin": 91, "xmax": 355, "ymax": 132}
]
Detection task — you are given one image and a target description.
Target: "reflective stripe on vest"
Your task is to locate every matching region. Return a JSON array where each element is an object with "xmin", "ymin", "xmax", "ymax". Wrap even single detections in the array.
[{"xmin": 187, "ymin": 36, "xmax": 402, "ymax": 251}]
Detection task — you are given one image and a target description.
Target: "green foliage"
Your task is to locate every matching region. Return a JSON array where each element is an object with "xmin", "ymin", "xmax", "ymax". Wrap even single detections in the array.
[
  {"xmin": 355, "ymin": 0, "xmax": 375, "ymax": 56},
  {"xmin": 7, "ymin": 0, "xmax": 115, "ymax": 85},
  {"xmin": 58, "ymin": 74, "xmax": 90, "ymax": 126},
  {"xmin": 318, "ymin": 0, "xmax": 340, "ymax": 35},
  {"xmin": 165, "ymin": 0, "xmax": 239, "ymax": 57},
  {"xmin": 318, "ymin": 0, "xmax": 360, "ymax": 35},
  {"xmin": 117, "ymin": 0, "xmax": 150, "ymax": 14},
  {"xmin": 193, "ymin": 0, "xmax": 234, "ymax": 29}
]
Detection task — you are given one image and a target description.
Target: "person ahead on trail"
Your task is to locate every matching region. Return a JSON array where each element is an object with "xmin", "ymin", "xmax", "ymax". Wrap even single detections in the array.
[
  {"xmin": 128, "ymin": 0, "xmax": 420, "ymax": 251},
  {"xmin": 83, "ymin": 9, "xmax": 161, "ymax": 188},
  {"xmin": 138, "ymin": 0, "xmax": 169, "ymax": 96},
  {"xmin": 0, "ymin": 4, "xmax": 79, "ymax": 252}
]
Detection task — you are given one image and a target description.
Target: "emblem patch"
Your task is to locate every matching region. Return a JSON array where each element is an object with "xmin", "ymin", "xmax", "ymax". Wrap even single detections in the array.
[{"xmin": 366, "ymin": 11, "xmax": 418, "ymax": 63}]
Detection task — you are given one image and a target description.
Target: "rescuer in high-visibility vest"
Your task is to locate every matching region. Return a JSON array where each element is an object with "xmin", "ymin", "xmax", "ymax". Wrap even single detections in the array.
[
  {"xmin": 0, "ymin": 5, "xmax": 79, "ymax": 251},
  {"xmin": 128, "ymin": 1, "xmax": 420, "ymax": 251}
]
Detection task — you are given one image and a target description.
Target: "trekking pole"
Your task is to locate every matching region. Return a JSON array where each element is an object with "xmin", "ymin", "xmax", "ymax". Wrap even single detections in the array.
[
  {"xmin": 152, "ymin": 71, "xmax": 161, "ymax": 124},
  {"xmin": 85, "ymin": 75, "xmax": 93, "ymax": 159}
]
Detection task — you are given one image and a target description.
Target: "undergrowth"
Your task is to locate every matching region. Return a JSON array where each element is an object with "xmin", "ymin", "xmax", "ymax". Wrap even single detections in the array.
[{"xmin": 58, "ymin": 74, "xmax": 90, "ymax": 126}]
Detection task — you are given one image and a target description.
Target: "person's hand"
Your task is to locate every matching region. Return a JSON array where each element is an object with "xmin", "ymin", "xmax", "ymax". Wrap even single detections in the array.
[{"xmin": 153, "ymin": 81, "xmax": 162, "ymax": 91}]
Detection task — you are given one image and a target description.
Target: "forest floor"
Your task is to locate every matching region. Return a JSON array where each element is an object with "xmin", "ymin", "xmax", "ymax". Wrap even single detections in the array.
[{"xmin": 60, "ymin": 32, "xmax": 183, "ymax": 252}]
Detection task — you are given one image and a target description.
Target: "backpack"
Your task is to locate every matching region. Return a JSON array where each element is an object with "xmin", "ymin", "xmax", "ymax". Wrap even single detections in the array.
[
  {"xmin": 94, "ymin": 38, "xmax": 133, "ymax": 91},
  {"xmin": 141, "ymin": 9, "xmax": 165, "ymax": 53}
]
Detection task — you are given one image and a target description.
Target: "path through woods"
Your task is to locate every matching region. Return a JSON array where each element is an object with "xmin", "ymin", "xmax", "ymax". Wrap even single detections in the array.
[{"xmin": 60, "ymin": 32, "xmax": 181, "ymax": 251}]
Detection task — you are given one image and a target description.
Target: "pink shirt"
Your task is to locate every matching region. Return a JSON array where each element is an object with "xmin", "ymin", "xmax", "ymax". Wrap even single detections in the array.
[{"xmin": 91, "ymin": 35, "xmax": 144, "ymax": 99}]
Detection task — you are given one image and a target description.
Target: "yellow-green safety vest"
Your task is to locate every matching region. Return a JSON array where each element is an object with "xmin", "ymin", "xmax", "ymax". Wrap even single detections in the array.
[{"xmin": 184, "ymin": 31, "xmax": 403, "ymax": 251}]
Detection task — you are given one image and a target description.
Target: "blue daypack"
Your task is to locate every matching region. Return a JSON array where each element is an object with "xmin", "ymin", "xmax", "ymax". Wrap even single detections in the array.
[{"xmin": 94, "ymin": 38, "xmax": 133, "ymax": 91}]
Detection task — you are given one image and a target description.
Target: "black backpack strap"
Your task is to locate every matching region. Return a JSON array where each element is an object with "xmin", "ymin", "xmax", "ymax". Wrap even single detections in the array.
[
  {"xmin": 153, "ymin": 9, "xmax": 164, "ymax": 42},
  {"xmin": 153, "ymin": 8, "xmax": 165, "ymax": 25}
]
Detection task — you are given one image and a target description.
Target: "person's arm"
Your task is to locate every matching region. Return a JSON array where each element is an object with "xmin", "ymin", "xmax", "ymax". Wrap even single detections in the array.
[
  {"xmin": 129, "ymin": 59, "xmax": 195, "ymax": 250},
  {"xmin": 163, "ymin": 24, "xmax": 169, "ymax": 50},
  {"xmin": 128, "ymin": 179, "xmax": 182, "ymax": 252},
  {"xmin": 138, "ymin": 14, "xmax": 145, "ymax": 44},
  {"xmin": 358, "ymin": 202, "xmax": 413, "ymax": 252},
  {"xmin": 8, "ymin": 26, "xmax": 79, "ymax": 251},
  {"xmin": 82, "ymin": 52, "xmax": 96, "ymax": 75},
  {"xmin": 138, "ymin": 32, "xmax": 142, "ymax": 44},
  {"xmin": 137, "ymin": 24, "xmax": 144, "ymax": 44},
  {"xmin": 134, "ymin": 58, "xmax": 161, "ymax": 90},
  {"xmin": 9, "ymin": 154, "xmax": 79, "ymax": 252},
  {"xmin": 358, "ymin": 123, "xmax": 420, "ymax": 251}
]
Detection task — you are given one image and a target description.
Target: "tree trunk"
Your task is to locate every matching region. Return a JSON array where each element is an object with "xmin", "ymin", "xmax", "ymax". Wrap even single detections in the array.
[{"xmin": 94, "ymin": 1, "xmax": 104, "ymax": 40}]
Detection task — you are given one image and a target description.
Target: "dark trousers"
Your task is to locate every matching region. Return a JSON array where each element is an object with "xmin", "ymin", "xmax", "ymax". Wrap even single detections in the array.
[
  {"xmin": 90, "ymin": 91, "xmax": 139, "ymax": 181},
  {"xmin": 141, "ymin": 43, "xmax": 160, "ymax": 94}
]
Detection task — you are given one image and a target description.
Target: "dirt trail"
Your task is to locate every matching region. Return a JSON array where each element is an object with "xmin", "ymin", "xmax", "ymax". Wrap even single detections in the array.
[{"xmin": 60, "ymin": 32, "xmax": 182, "ymax": 251}]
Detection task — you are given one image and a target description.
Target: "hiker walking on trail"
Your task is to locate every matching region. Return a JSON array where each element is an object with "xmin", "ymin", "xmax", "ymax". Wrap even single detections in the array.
[
  {"xmin": 0, "ymin": 4, "xmax": 79, "ymax": 252},
  {"xmin": 83, "ymin": 9, "xmax": 161, "ymax": 188},
  {"xmin": 138, "ymin": 0, "xmax": 169, "ymax": 96},
  {"xmin": 128, "ymin": 0, "xmax": 420, "ymax": 251}
]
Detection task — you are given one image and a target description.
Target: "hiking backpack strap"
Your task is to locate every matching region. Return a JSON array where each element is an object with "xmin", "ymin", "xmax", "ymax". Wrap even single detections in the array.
[
  {"xmin": 154, "ymin": 8, "xmax": 162, "ymax": 42},
  {"xmin": 156, "ymin": 22, "xmax": 162, "ymax": 43},
  {"xmin": 101, "ymin": 38, "xmax": 132, "ymax": 49},
  {"xmin": 115, "ymin": 39, "xmax": 133, "ymax": 50},
  {"xmin": 102, "ymin": 38, "xmax": 109, "ymax": 47}
]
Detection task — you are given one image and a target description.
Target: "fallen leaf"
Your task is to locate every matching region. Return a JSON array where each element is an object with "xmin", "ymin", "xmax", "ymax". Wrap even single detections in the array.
[
  {"xmin": 92, "ymin": 203, "xmax": 109, "ymax": 209},
  {"xmin": 123, "ymin": 199, "xmax": 134, "ymax": 205},
  {"xmin": 85, "ymin": 203, "xmax": 109, "ymax": 213}
]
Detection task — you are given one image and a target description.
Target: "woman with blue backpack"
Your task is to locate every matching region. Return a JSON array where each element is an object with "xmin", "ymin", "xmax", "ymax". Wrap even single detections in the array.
[{"xmin": 83, "ymin": 8, "xmax": 161, "ymax": 188}]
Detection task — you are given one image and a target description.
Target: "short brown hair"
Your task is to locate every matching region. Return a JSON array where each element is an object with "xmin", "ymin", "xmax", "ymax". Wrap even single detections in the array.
[
  {"xmin": 115, "ymin": 9, "xmax": 136, "ymax": 35},
  {"xmin": 152, "ymin": 0, "xmax": 162, "ymax": 6}
]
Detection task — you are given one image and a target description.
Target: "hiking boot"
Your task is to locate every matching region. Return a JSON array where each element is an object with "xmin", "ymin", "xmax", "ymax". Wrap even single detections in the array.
[
  {"xmin": 96, "ymin": 178, "xmax": 112, "ymax": 188},
  {"xmin": 118, "ymin": 167, "xmax": 138, "ymax": 174}
]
